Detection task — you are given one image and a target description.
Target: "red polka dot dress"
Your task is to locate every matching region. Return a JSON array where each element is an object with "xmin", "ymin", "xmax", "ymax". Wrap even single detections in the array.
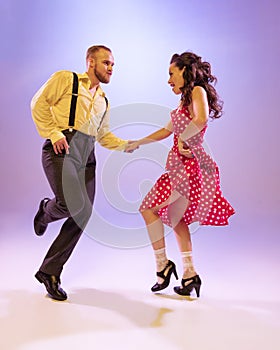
[{"xmin": 139, "ymin": 105, "xmax": 235, "ymax": 227}]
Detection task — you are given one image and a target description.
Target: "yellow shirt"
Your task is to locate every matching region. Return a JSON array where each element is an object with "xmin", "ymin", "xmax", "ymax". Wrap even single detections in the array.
[{"xmin": 31, "ymin": 70, "xmax": 127, "ymax": 150}]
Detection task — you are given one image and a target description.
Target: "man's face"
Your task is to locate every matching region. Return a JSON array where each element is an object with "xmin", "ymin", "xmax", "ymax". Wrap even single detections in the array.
[{"xmin": 92, "ymin": 49, "xmax": 114, "ymax": 84}]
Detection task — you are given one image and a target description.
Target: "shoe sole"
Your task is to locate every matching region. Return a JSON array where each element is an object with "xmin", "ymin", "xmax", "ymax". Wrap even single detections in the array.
[
  {"xmin": 35, "ymin": 272, "xmax": 67, "ymax": 301},
  {"xmin": 34, "ymin": 199, "xmax": 49, "ymax": 236},
  {"xmin": 35, "ymin": 271, "xmax": 44, "ymax": 283}
]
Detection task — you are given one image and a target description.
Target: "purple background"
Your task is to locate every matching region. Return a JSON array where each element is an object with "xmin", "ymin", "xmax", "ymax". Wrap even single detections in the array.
[{"xmin": 0, "ymin": 0, "xmax": 279, "ymax": 250}]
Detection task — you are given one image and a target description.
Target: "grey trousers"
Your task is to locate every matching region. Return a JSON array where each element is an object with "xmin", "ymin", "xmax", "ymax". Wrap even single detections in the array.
[{"xmin": 39, "ymin": 130, "xmax": 96, "ymax": 276}]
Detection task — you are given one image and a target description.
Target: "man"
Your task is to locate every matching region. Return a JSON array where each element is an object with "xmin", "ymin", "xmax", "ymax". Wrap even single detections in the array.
[{"xmin": 31, "ymin": 45, "xmax": 129, "ymax": 301}]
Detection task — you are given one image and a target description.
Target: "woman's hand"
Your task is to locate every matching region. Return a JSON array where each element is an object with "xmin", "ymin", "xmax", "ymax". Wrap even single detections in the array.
[{"xmin": 178, "ymin": 138, "xmax": 194, "ymax": 158}]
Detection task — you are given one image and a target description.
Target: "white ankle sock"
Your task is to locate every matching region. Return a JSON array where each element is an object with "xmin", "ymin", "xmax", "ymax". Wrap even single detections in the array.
[
  {"xmin": 181, "ymin": 251, "xmax": 196, "ymax": 279},
  {"xmin": 154, "ymin": 247, "xmax": 168, "ymax": 271},
  {"xmin": 154, "ymin": 247, "xmax": 168, "ymax": 283}
]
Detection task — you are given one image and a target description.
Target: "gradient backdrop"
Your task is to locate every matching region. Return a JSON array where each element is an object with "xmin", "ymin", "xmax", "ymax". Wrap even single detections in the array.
[{"xmin": 0, "ymin": 0, "xmax": 279, "ymax": 253}]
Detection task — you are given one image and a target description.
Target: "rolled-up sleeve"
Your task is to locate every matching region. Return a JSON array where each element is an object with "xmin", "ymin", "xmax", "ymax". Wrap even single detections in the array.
[{"xmin": 96, "ymin": 108, "xmax": 128, "ymax": 151}]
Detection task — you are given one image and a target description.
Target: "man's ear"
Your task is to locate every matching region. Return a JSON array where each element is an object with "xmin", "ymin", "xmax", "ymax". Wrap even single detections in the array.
[{"xmin": 88, "ymin": 58, "xmax": 95, "ymax": 68}]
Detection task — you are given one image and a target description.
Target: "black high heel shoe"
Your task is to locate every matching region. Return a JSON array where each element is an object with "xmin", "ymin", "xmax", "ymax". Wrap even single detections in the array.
[
  {"xmin": 151, "ymin": 260, "xmax": 178, "ymax": 292},
  {"xmin": 173, "ymin": 275, "xmax": 202, "ymax": 297}
]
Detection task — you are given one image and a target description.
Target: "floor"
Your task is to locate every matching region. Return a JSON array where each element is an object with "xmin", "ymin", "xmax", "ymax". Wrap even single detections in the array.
[{"xmin": 0, "ymin": 211, "xmax": 279, "ymax": 350}]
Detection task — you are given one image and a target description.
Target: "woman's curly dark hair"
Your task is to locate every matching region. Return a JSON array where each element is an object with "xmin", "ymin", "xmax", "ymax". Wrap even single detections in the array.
[{"xmin": 170, "ymin": 52, "xmax": 223, "ymax": 119}]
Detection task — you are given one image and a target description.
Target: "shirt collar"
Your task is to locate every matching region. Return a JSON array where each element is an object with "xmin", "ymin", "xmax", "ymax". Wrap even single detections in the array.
[{"xmin": 78, "ymin": 72, "xmax": 106, "ymax": 97}]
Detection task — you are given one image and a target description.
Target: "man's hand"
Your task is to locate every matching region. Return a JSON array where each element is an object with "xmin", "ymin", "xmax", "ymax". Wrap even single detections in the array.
[
  {"xmin": 125, "ymin": 140, "xmax": 140, "ymax": 153},
  {"xmin": 53, "ymin": 137, "xmax": 69, "ymax": 155}
]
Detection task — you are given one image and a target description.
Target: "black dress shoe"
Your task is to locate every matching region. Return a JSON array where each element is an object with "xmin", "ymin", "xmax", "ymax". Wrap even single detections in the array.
[
  {"xmin": 34, "ymin": 198, "xmax": 50, "ymax": 236},
  {"xmin": 35, "ymin": 270, "xmax": 67, "ymax": 301}
]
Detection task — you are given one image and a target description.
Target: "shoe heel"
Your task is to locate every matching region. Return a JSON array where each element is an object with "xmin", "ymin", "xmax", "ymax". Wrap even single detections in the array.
[
  {"xmin": 194, "ymin": 284, "xmax": 201, "ymax": 297},
  {"xmin": 173, "ymin": 267, "xmax": 178, "ymax": 280},
  {"xmin": 174, "ymin": 275, "xmax": 201, "ymax": 297}
]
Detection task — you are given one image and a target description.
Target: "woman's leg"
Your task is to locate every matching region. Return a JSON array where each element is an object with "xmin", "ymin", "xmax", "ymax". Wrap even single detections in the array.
[
  {"xmin": 141, "ymin": 209, "xmax": 165, "ymax": 250},
  {"xmin": 173, "ymin": 220, "xmax": 197, "ymax": 279},
  {"xmin": 141, "ymin": 209, "xmax": 169, "ymax": 283}
]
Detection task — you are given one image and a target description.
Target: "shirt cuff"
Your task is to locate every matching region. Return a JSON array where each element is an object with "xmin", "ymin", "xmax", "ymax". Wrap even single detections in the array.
[{"xmin": 49, "ymin": 130, "xmax": 66, "ymax": 144}]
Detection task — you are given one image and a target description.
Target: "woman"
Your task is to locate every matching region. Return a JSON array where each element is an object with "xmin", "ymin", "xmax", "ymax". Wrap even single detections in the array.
[{"xmin": 126, "ymin": 52, "xmax": 235, "ymax": 297}]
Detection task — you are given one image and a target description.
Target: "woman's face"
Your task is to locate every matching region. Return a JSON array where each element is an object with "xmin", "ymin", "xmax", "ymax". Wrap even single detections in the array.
[{"xmin": 168, "ymin": 63, "xmax": 185, "ymax": 95}]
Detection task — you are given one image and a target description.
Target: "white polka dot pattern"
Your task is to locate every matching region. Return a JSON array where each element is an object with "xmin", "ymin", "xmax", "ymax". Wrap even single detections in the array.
[{"xmin": 139, "ymin": 105, "xmax": 235, "ymax": 227}]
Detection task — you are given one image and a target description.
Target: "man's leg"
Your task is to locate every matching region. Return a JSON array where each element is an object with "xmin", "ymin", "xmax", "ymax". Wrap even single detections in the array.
[
  {"xmin": 35, "ymin": 134, "xmax": 95, "ymax": 300},
  {"xmin": 39, "ymin": 162, "xmax": 96, "ymax": 276},
  {"xmin": 38, "ymin": 139, "xmax": 87, "ymax": 226}
]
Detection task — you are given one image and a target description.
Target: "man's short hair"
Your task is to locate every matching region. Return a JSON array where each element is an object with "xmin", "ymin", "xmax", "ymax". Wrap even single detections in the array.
[{"xmin": 86, "ymin": 45, "xmax": 111, "ymax": 60}]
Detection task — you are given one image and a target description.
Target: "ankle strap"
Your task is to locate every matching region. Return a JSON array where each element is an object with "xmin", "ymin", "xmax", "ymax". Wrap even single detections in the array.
[{"xmin": 156, "ymin": 260, "xmax": 172, "ymax": 278}]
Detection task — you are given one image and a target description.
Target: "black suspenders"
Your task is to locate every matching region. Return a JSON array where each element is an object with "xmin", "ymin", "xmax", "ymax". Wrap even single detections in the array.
[
  {"xmin": 97, "ymin": 96, "xmax": 108, "ymax": 133},
  {"xmin": 68, "ymin": 72, "xmax": 109, "ymax": 132},
  {"xmin": 68, "ymin": 72, "xmax": 79, "ymax": 130}
]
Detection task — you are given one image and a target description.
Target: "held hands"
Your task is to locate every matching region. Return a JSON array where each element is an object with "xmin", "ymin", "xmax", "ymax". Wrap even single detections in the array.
[
  {"xmin": 53, "ymin": 137, "xmax": 69, "ymax": 155},
  {"xmin": 125, "ymin": 140, "xmax": 140, "ymax": 153}
]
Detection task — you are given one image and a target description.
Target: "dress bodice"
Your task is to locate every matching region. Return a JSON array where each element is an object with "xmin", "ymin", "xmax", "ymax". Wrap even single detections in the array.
[
  {"xmin": 166, "ymin": 105, "xmax": 212, "ymax": 172},
  {"xmin": 170, "ymin": 105, "xmax": 207, "ymax": 146}
]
